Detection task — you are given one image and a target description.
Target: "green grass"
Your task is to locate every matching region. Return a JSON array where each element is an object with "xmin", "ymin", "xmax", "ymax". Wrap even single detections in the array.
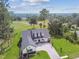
[
  {"xmin": 30, "ymin": 51, "xmax": 50, "ymax": 59},
  {"xmin": 1, "ymin": 21, "xmax": 50, "ymax": 59},
  {"xmin": 4, "ymin": 21, "xmax": 30, "ymax": 59},
  {"xmin": 0, "ymin": 55, "xmax": 4, "ymax": 59},
  {"xmin": 52, "ymin": 37, "xmax": 79, "ymax": 59},
  {"xmin": 1, "ymin": 21, "xmax": 79, "ymax": 59}
]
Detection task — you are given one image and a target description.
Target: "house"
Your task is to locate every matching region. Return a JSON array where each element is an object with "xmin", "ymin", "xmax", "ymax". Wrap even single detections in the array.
[{"xmin": 19, "ymin": 29, "xmax": 51, "ymax": 59}]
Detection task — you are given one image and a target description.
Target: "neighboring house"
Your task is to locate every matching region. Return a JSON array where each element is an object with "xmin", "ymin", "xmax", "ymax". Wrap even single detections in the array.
[{"xmin": 19, "ymin": 29, "xmax": 51, "ymax": 59}]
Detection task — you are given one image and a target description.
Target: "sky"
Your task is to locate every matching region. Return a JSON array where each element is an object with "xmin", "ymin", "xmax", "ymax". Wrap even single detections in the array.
[{"xmin": 8, "ymin": 0, "xmax": 79, "ymax": 13}]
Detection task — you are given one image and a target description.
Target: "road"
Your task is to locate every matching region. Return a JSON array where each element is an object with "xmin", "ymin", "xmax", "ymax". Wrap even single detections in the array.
[{"xmin": 36, "ymin": 43, "xmax": 61, "ymax": 59}]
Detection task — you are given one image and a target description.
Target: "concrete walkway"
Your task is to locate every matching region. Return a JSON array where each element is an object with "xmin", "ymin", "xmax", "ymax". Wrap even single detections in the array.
[
  {"xmin": 36, "ymin": 43, "xmax": 61, "ymax": 59},
  {"xmin": 75, "ymin": 58, "xmax": 79, "ymax": 59}
]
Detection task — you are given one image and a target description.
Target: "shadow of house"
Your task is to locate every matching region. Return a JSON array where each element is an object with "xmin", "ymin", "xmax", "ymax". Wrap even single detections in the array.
[
  {"xmin": 18, "ymin": 37, "xmax": 22, "ymax": 48},
  {"xmin": 18, "ymin": 29, "xmax": 50, "ymax": 59}
]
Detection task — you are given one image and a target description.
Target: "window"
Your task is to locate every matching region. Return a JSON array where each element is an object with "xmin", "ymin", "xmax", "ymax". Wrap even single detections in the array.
[
  {"xmin": 32, "ymin": 33, "xmax": 34, "ymax": 38},
  {"xmin": 29, "ymin": 49, "xmax": 32, "ymax": 52},
  {"xmin": 37, "ymin": 33, "xmax": 38, "ymax": 38},
  {"xmin": 40, "ymin": 32, "xmax": 44, "ymax": 38}
]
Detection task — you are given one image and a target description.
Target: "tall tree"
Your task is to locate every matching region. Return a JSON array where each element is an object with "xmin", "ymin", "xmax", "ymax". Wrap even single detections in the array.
[
  {"xmin": 0, "ymin": 0, "xmax": 12, "ymax": 52},
  {"xmin": 74, "ymin": 16, "xmax": 79, "ymax": 27},
  {"xmin": 48, "ymin": 20, "xmax": 63, "ymax": 36},
  {"xmin": 73, "ymin": 31, "xmax": 78, "ymax": 41},
  {"xmin": 29, "ymin": 16, "xmax": 37, "ymax": 28},
  {"xmin": 39, "ymin": 9, "xmax": 49, "ymax": 25}
]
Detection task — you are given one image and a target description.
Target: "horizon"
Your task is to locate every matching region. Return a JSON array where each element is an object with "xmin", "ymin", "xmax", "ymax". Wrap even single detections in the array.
[{"xmin": 10, "ymin": 11, "xmax": 79, "ymax": 14}]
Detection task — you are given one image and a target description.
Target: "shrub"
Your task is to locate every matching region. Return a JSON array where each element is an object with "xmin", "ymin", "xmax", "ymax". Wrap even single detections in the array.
[{"xmin": 65, "ymin": 31, "xmax": 78, "ymax": 44}]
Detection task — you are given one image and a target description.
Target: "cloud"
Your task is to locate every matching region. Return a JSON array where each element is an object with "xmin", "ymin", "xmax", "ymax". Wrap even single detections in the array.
[
  {"xmin": 22, "ymin": 0, "xmax": 50, "ymax": 5},
  {"xmin": 23, "ymin": 0, "xmax": 49, "ymax": 3},
  {"xmin": 8, "ymin": 0, "xmax": 79, "ymax": 13},
  {"xmin": 9, "ymin": 0, "xmax": 50, "ymax": 6},
  {"xmin": 9, "ymin": 0, "xmax": 15, "ymax": 2},
  {"xmin": 52, "ymin": 7, "xmax": 79, "ymax": 13}
]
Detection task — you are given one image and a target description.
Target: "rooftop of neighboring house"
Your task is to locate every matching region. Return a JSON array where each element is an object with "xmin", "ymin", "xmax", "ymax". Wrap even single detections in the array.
[{"xmin": 21, "ymin": 29, "xmax": 50, "ymax": 51}]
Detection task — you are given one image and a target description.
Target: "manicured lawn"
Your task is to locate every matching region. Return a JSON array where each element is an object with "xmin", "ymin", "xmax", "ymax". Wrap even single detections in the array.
[
  {"xmin": 52, "ymin": 38, "xmax": 79, "ymax": 59},
  {"xmin": 30, "ymin": 51, "xmax": 50, "ymax": 59},
  {"xmin": 2, "ymin": 21, "xmax": 50, "ymax": 59}
]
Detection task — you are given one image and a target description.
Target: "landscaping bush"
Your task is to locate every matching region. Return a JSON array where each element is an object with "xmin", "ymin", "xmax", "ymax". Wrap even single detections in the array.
[
  {"xmin": 65, "ymin": 31, "xmax": 78, "ymax": 44},
  {"xmin": 65, "ymin": 35, "xmax": 75, "ymax": 43}
]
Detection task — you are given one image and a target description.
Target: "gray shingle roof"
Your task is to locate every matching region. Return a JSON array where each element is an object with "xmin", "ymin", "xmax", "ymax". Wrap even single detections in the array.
[
  {"xmin": 21, "ymin": 30, "xmax": 36, "ymax": 51},
  {"xmin": 31, "ymin": 29, "xmax": 50, "ymax": 38},
  {"xmin": 21, "ymin": 29, "xmax": 50, "ymax": 51}
]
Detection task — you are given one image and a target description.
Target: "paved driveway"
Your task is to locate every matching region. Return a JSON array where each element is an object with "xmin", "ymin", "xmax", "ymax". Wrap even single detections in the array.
[
  {"xmin": 76, "ymin": 58, "xmax": 79, "ymax": 59},
  {"xmin": 36, "ymin": 43, "xmax": 61, "ymax": 59}
]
